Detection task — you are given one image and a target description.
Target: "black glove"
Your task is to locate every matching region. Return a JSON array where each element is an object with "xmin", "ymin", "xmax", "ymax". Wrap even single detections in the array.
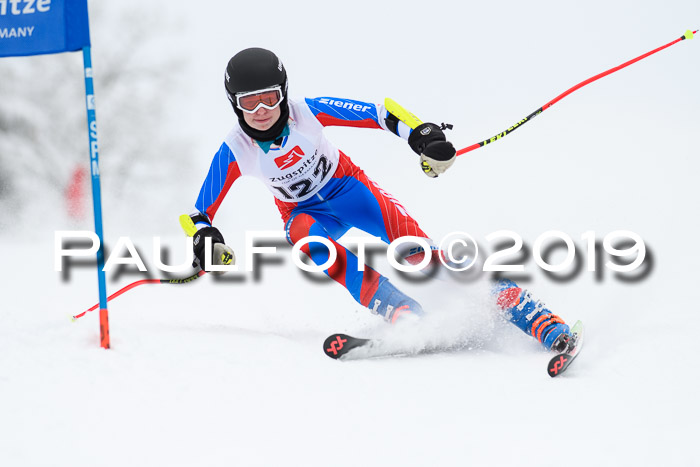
[
  {"xmin": 408, "ymin": 123, "xmax": 456, "ymax": 178},
  {"xmin": 192, "ymin": 226, "xmax": 234, "ymax": 272}
]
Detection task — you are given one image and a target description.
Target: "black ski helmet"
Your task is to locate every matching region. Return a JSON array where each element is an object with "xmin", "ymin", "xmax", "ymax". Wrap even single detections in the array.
[{"xmin": 224, "ymin": 48, "xmax": 289, "ymax": 142}]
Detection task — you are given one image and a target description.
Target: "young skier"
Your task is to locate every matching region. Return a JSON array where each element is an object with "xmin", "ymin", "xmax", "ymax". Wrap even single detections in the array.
[{"xmin": 188, "ymin": 47, "xmax": 574, "ymax": 352}]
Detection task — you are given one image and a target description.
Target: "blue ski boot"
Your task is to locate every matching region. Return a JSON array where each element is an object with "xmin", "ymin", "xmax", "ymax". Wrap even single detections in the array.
[
  {"xmin": 494, "ymin": 279, "xmax": 572, "ymax": 351},
  {"xmin": 368, "ymin": 279, "xmax": 424, "ymax": 324}
]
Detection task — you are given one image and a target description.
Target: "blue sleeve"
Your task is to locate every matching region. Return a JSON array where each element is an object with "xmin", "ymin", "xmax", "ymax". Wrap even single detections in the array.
[
  {"xmin": 303, "ymin": 97, "xmax": 413, "ymax": 140},
  {"xmin": 304, "ymin": 97, "xmax": 384, "ymax": 129},
  {"xmin": 193, "ymin": 142, "xmax": 242, "ymax": 224}
]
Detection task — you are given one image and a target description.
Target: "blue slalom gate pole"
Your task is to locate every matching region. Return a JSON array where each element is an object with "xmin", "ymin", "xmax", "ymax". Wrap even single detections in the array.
[
  {"xmin": 82, "ymin": 46, "xmax": 110, "ymax": 349},
  {"xmin": 0, "ymin": 0, "xmax": 108, "ymax": 348}
]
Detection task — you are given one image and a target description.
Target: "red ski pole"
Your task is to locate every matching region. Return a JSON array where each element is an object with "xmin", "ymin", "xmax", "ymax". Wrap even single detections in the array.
[
  {"xmin": 72, "ymin": 215, "xmax": 211, "ymax": 320},
  {"xmin": 456, "ymin": 29, "xmax": 697, "ymax": 157},
  {"xmin": 71, "ymin": 270, "xmax": 206, "ymax": 320}
]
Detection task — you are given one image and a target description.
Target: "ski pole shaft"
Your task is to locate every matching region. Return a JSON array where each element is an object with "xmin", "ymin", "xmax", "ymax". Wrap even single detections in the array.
[
  {"xmin": 456, "ymin": 29, "xmax": 697, "ymax": 157},
  {"xmin": 71, "ymin": 270, "xmax": 205, "ymax": 320},
  {"xmin": 72, "ymin": 215, "xmax": 207, "ymax": 321}
]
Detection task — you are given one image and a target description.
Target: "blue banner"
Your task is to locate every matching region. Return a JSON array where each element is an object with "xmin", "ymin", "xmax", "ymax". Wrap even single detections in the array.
[{"xmin": 0, "ymin": 0, "xmax": 89, "ymax": 57}]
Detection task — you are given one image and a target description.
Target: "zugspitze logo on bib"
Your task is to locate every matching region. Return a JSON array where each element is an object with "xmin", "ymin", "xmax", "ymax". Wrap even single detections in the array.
[{"xmin": 275, "ymin": 146, "xmax": 304, "ymax": 170}]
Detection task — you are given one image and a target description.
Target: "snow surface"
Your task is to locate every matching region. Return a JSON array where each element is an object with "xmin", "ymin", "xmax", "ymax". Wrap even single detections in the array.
[{"xmin": 2, "ymin": 0, "xmax": 699, "ymax": 466}]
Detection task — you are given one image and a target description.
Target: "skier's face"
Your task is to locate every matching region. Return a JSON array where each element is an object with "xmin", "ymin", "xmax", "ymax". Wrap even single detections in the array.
[{"xmin": 242, "ymin": 104, "xmax": 281, "ymax": 132}]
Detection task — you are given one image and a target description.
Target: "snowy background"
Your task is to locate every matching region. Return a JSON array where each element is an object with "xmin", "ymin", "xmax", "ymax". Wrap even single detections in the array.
[{"xmin": 1, "ymin": 0, "xmax": 699, "ymax": 466}]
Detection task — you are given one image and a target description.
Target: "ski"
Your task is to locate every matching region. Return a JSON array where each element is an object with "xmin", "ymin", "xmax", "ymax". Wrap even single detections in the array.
[
  {"xmin": 547, "ymin": 320, "xmax": 584, "ymax": 377},
  {"xmin": 324, "ymin": 320, "xmax": 585, "ymax": 370},
  {"xmin": 322, "ymin": 333, "xmax": 374, "ymax": 360},
  {"xmin": 322, "ymin": 333, "xmax": 466, "ymax": 360}
]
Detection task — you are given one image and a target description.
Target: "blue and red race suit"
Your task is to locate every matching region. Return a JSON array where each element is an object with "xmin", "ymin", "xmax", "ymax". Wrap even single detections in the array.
[
  {"xmin": 192, "ymin": 96, "xmax": 433, "ymax": 309},
  {"xmin": 191, "ymin": 96, "xmax": 572, "ymax": 345}
]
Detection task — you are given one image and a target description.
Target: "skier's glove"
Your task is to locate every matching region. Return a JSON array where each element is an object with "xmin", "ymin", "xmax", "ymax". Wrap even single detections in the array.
[
  {"xmin": 408, "ymin": 123, "xmax": 456, "ymax": 178},
  {"xmin": 192, "ymin": 226, "xmax": 235, "ymax": 275}
]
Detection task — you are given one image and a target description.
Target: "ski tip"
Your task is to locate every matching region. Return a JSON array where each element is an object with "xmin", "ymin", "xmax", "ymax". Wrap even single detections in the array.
[
  {"xmin": 323, "ymin": 334, "xmax": 351, "ymax": 360},
  {"xmin": 322, "ymin": 333, "xmax": 371, "ymax": 360},
  {"xmin": 547, "ymin": 320, "xmax": 584, "ymax": 377},
  {"xmin": 548, "ymin": 354, "xmax": 570, "ymax": 377},
  {"xmin": 571, "ymin": 320, "xmax": 584, "ymax": 334}
]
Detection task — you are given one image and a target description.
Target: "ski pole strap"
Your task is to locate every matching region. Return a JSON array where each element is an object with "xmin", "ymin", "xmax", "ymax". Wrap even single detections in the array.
[{"xmin": 456, "ymin": 29, "xmax": 697, "ymax": 157}]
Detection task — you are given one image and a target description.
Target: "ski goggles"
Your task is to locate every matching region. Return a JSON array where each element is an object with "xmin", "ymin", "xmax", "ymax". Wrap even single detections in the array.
[{"xmin": 235, "ymin": 86, "xmax": 284, "ymax": 113}]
